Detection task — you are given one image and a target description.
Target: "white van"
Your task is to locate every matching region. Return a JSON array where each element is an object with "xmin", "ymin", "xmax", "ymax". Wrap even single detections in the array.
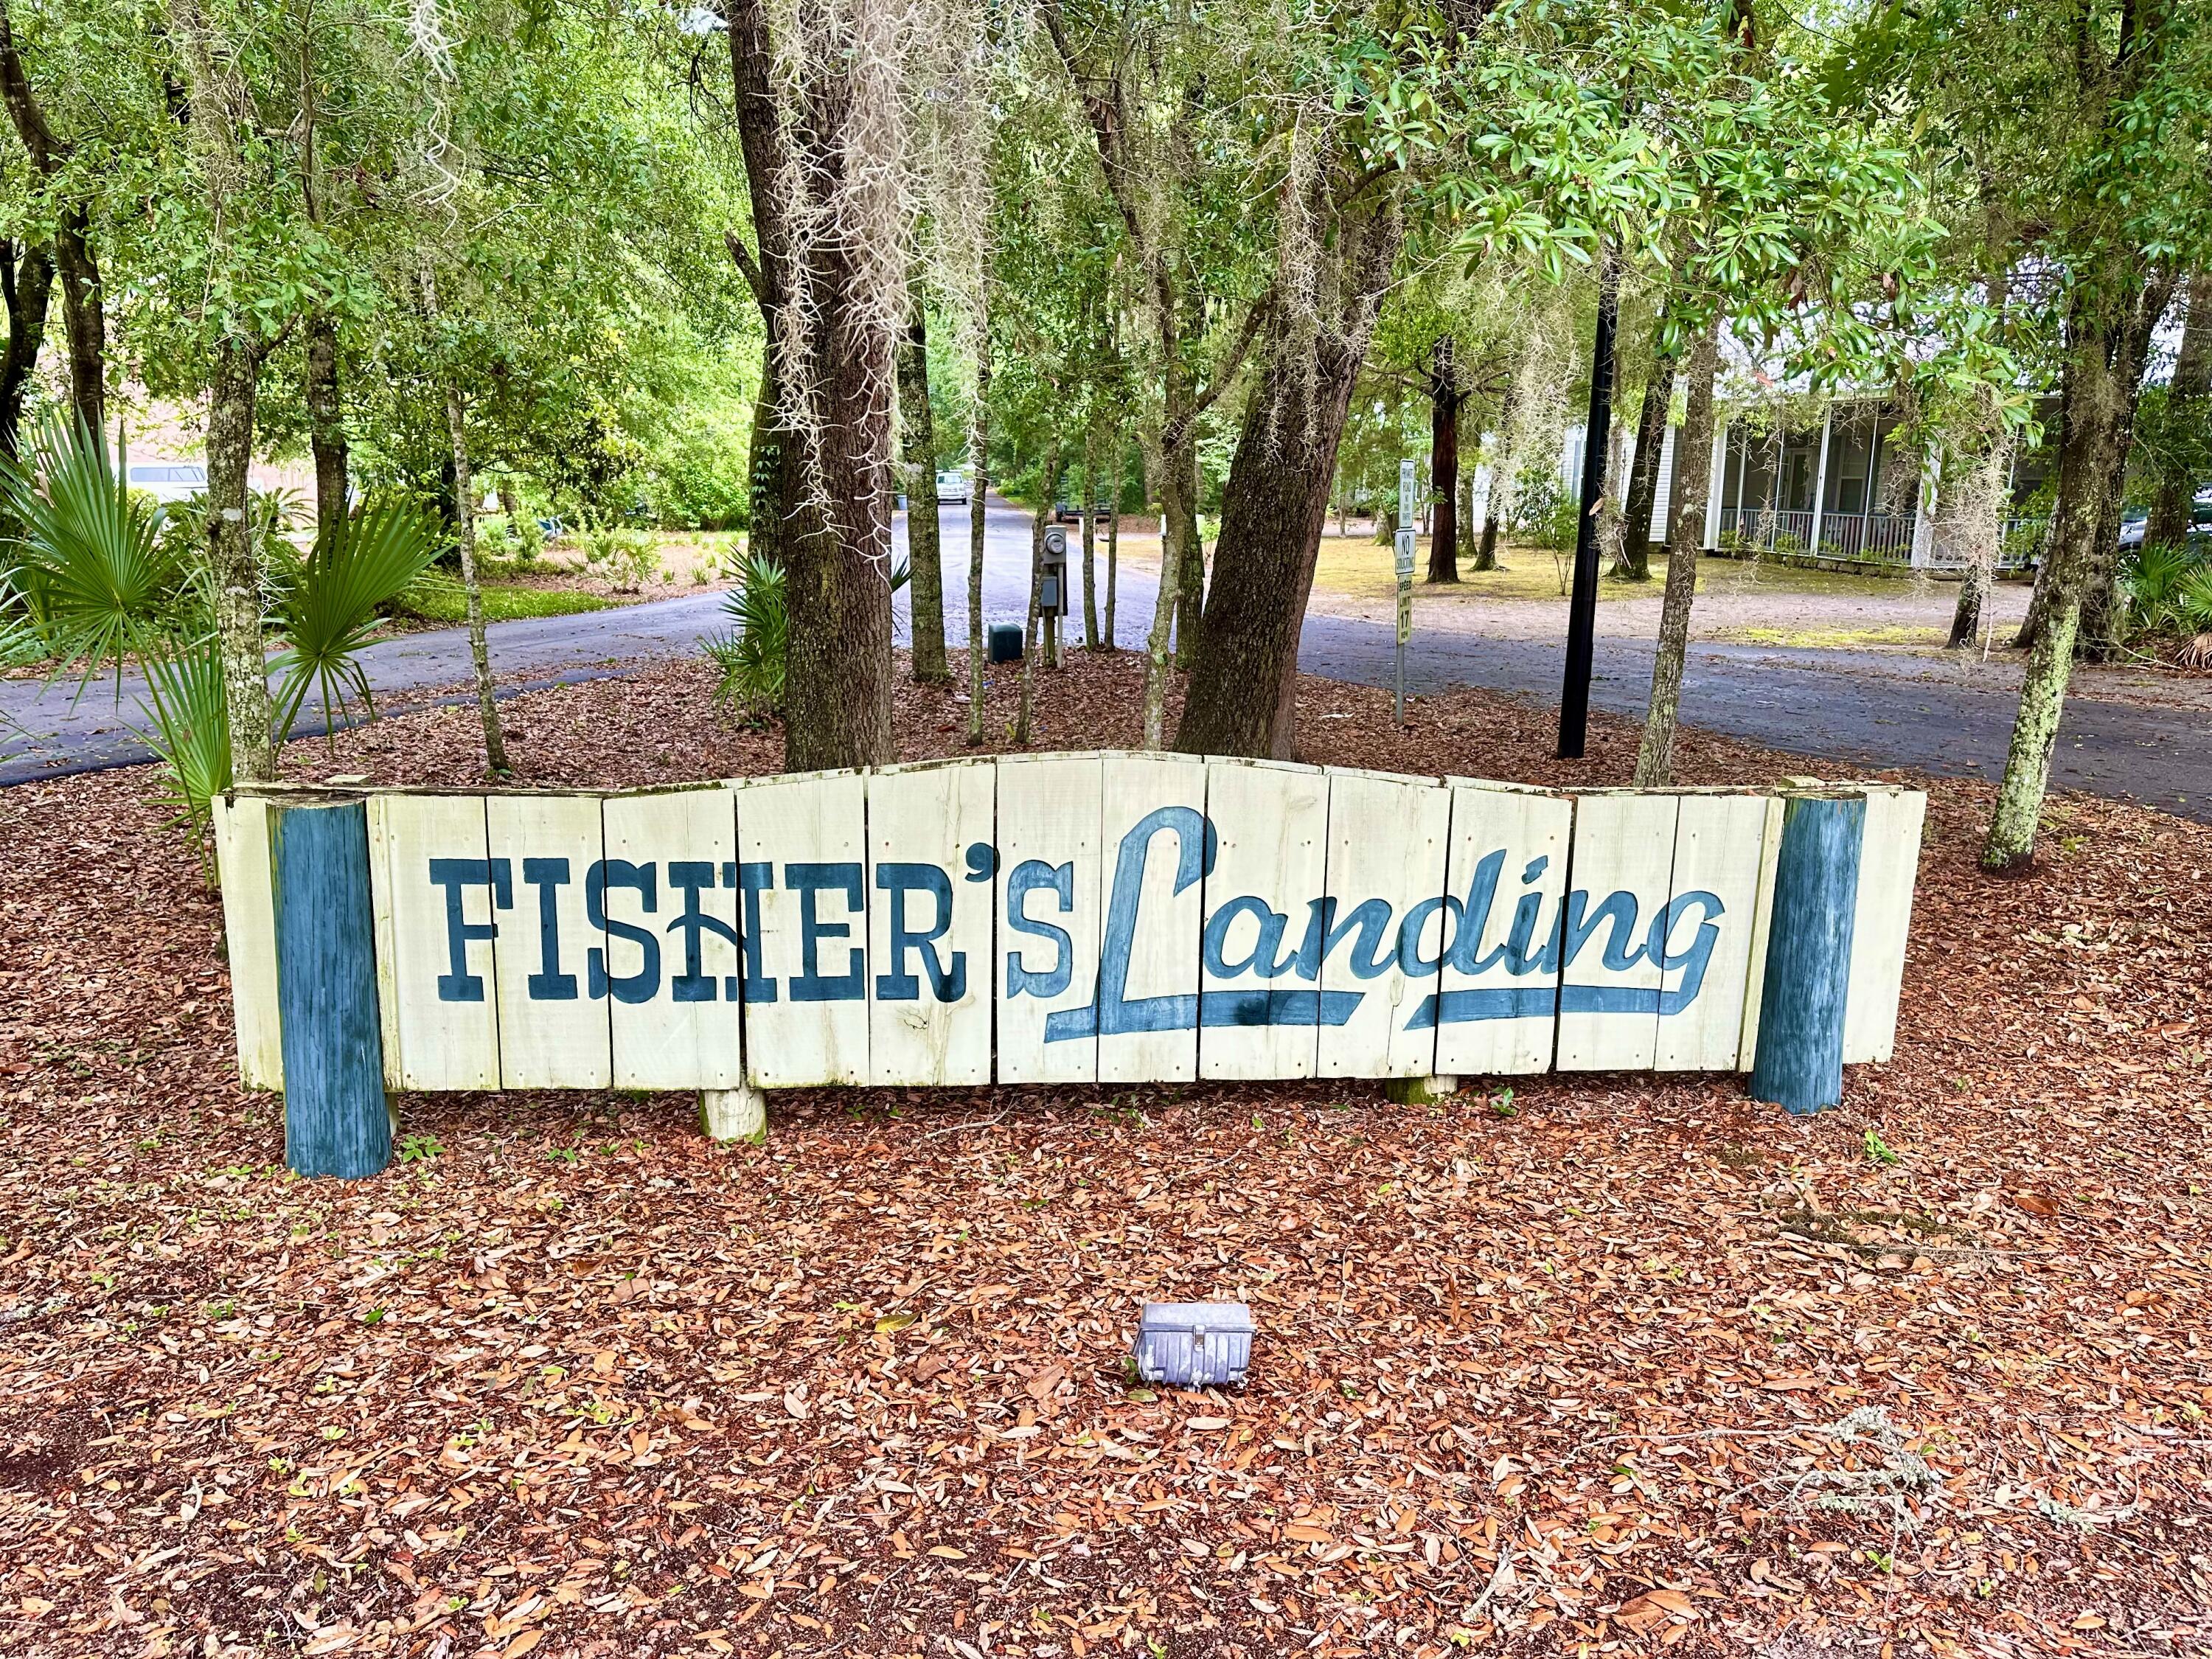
[{"xmin": 126, "ymin": 461, "xmax": 209, "ymax": 503}]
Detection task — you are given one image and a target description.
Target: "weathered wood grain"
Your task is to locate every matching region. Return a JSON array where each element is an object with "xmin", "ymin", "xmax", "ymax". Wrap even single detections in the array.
[
  {"xmin": 995, "ymin": 753, "xmax": 1105, "ymax": 1085},
  {"xmin": 1198, "ymin": 758, "xmax": 1331, "ymax": 1080},
  {"xmin": 1842, "ymin": 786, "xmax": 1925, "ymax": 1065},
  {"xmin": 867, "ymin": 760, "xmax": 995, "ymax": 1086},
  {"xmin": 1555, "ymin": 791, "xmax": 1679, "ymax": 1071},
  {"xmin": 734, "ymin": 769, "xmax": 870, "ymax": 1087},
  {"xmin": 1433, "ymin": 782, "xmax": 1573, "ymax": 1077},
  {"xmin": 1317, "ymin": 769, "xmax": 1450, "ymax": 1079},
  {"xmin": 212, "ymin": 793, "xmax": 284, "ymax": 1091},
  {"xmin": 369, "ymin": 791, "xmax": 502, "ymax": 1091},
  {"xmin": 487, "ymin": 792, "xmax": 611, "ymax": 1090},
  {"xmin": 1096, "ymin": 753, "xmax": 1208, "ymax": 1084},
  {"xmin": 605, "ymin": 785, "xmax": 745, "ymax": 1090},
  {"xmin": 1655, "ymin": 791, "xmax": 1770, "ymax": 1072}
]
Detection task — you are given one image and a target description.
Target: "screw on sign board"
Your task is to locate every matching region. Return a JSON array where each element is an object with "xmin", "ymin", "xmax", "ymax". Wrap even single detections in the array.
[{"xmin": 211, "ymin": 757, "xmax": 1924, "ymax": 1178}]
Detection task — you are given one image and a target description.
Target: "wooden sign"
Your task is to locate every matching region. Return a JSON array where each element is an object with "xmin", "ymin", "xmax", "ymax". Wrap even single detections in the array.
[{"xmin": 215, "ymin": 757, "xmax": 1922, "ymax": 1149}]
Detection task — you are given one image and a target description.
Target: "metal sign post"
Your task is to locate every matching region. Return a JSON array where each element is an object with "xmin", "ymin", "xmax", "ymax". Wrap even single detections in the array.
[{"xmin": 1394, "ymin": 459, "xmax": 1416, "ymax": 724}]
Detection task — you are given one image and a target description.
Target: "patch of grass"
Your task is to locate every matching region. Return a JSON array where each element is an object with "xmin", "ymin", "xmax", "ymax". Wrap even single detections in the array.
[
  {"xmin": 1722, "ymin": 623, "xmax": 1946, "ymax": 650},
  {"xmin": 395, "ymin": 577, "xmax": 616, "ymax": 626}
]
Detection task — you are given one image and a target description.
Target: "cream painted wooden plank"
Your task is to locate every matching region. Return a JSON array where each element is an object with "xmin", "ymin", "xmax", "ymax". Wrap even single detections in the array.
[
  {"xmin": 1096, "ymin": 752, "xmax": 1208, "ymax": 1084},
  {"xmin": 735, "ymin": 769, "xmax": 869, "ymax": 1087},
  {"xmin": 1555, "ymin": 793, "xmax": 1680, "ymax": 1071},
  {"xmin": 1433, "ymin": 784, "xmax": 1573, "ymax": 1077},
  {"xmin": 213, "ymin": 793, "xmax": 285, "ymax": 1091},
  {"xmin": 604, "ymin": 785, "xmax": 745, "ymax": 1089},
  {"xmin": 1316, "ymin": 769, "xmax": 1452, "ymax": 1079},
  {"xmin": 366, "ymin": 794, "xmax": 405, "ymax": 1089},
  {"xmin": 378, "ymin": 792, "xmax": 502, "ymax": 1090},
  {"xmin": 1655, "ymin": 792, "xmax": 1770, "ymax": 1072},
  {"xmin": 867, "ymin": 759, "xmax": 995, "ymax": 1086},
  {"xmin": 487, "ymin": 793, "xmax": 611, "ymax": 1090},
  {"xmin": 1843, "ymin": 787, "xmax": 1926, "ymax": 1065},
  {"xmin": 1733, "ymin": 796, "xmax": 1788, "ymax": 1072},
  {"xmin": 1198, "ymin": 758, "xmax": 1331, "ymax": 1081},
  {"xmin": 995, "ymin": 753, "xmax": 1104, "ymax": 1085}
]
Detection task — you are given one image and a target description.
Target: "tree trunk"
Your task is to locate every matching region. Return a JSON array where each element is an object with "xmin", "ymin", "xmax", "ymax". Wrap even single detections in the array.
[
  {"xmin": 1984, "ymin": 276, "xmax": 2171, "ymax": 868},
  {"xmin": 52, "ymin": 212, "xmax": 100, "ymax": 432},
  {"xmin": 1174, "ymin": 194, "xmax": 1402, "ymax": 759},
  {"xmin": 1171, "ymin": 434, "xmax": 1203, "ymax": 669},
  {"xmin": 1615, "ymin": 343, "xmax": 1675, "ymax": 580},
  {"xmin": 1943, "ymin": 401, "xmax": 2011, "ymax": 650},
  {"xmin": 2146, "ymin": 270, "xmax": 2209, "ymax": 551},
  {"xmin": 897, "ymin": 301, "xmax": 948, "ymax": 682},
  {"xmin": 204, "ymin": 341, "xmax": 274, "ymax": 781},
  {"xmin": 964, "ymin": 337, "xmax": 990, "ymax": 746},
  {"xmin": 0, "ymin": 236, "xmax": 52, "ymax": 458},
  {"xmin": 1018, "ymin": 441, "xmax": 1062, "ymax": 745},
  {"xmin": 1079, "ymin": 428, "xmax": 1099, "ymax": 647},
  {"xmin": 1426, "ymin": 335, "xmax": 1460, "ymax": 584},
  {"xmin": 746, "ymin": 346, "xmax": 785, "ymax": 568},
  {"xmin": 1948, "ymin": 563, "xmax": 1986, "ymax": 649},
  {"xmin": 443, "ymin": 383, "xmax": 509, "ymax": 776},
  {"xmin": 1631, "ymin": 314, "xmax": 1720, "ymax": 787},
  {"xmin": 0, "ymin": 3, "xmax": 103, "ymax": 433},
  {"xmin": 1104, "ymin": 450, "xmax": 1120, "ymax": 652},
  {"xmin": 304, "ymin": 309, "xmax": 348, "ymax": 543},
  {"xmin": 1138, "ymin": 426, "xmax": 1179, "ymax": 748},
  {"xmin": 726, "ymin": 0, "xmax": 897, "ymax": 771}
]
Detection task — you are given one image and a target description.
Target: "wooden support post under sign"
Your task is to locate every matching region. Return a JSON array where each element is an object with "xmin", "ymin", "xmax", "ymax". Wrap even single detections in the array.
[
  {"xmin": 271, "ymin": 798, "xmax": 392, "ymax": 1178},
  {"xmin": 1747, "ymin": 792, "xmax": 1866, "ymax": 1114}
]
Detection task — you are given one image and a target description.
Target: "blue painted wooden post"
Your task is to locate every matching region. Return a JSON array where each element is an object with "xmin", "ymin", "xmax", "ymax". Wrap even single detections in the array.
[
  {"xmin": 271, "ymin": 799, "xmax": 392, "ymax": 1178},
  {"xmin": 1748, "ymin": 792, "xmax": 1865, "ymax": 1114}
]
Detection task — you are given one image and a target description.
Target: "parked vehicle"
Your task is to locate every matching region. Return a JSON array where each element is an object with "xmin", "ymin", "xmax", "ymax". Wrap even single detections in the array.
[
  {"xmin": 935, "ymin": 469, "xmax": 970, "ymax": 505},
  {"xmin": 2118, "ymin": 487, "xmax": 2212, "ymax": 551},
  {"xmin": 1053, "ymin": 493, "xmax": 1114, "ymax": 523},
  {"xmin": 125, "ymin": 461, "xmax": 209, "ymax": 504}
]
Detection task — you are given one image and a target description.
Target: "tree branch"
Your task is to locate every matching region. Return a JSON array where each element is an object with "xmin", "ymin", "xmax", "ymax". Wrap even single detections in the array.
[
  {"xmin": 0, "ymin": 0, "xmax": 65, "ymax": 174},
  {"xmin": 1189, "ymin": 295, "xmax": 1274, "ymax": 427},
  {"xmin": 724, "ymin": 229, "xmax": 765, "ymax": 307}
]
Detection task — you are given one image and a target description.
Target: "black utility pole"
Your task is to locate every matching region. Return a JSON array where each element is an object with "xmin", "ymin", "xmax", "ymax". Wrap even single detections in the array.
[{"xmin": 1557, "ymin": 248, "xmax": 1618, "ymax": 759}]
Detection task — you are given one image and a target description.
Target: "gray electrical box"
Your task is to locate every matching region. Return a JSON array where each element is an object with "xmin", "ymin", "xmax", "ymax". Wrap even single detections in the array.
[
  {"xmin": 1040, "ymin": 525, "xmax": 1070, "ymax": 616},
  {"xmin": 1133, "ymin": 1301, "xmax": 1254, "ymax": 1389}
]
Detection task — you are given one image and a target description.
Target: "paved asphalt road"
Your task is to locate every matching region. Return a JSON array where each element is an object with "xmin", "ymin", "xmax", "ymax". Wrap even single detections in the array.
[{"xmin": 5, "ymin": 495, "xmax": 2207, "ymax": 821}]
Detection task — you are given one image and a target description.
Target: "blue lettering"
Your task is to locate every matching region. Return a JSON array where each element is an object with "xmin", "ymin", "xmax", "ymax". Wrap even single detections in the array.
[
  {"xmin": 787, "ymin": 861, "xmax": 864, "ymax": 1002},
  {"xmin": 1005, "ymin": 859, "xmax": 1075, "ymax": 1000},
  {"xmin": 587, "ymin": 860, "xmax": 660, "ymax": 1004},
  {"xmin": 1203, "ymin": 895, "xmax": 1296, "ymax": 980},
  {"xmin": 520, "ymin": 857, "xmax": 576, "ymax": 999},
  {"xmin": 1561, "ymin": 888, "xmax": 1645, "ymax": 973},
  {"xmin": 737, "ymin": 861, "xmax": 776, "ymax": 1003},
  {"xmin": 1290, "ymin": 896, "xmax": 1397, "ymax": 981},
  {"xmin": 665, "ymin": 861, "xmax": 742, "ymax": 1004},
  {"xmin": 875, "ymin": 862, "xmax": 965, "ymax": 1001},
  {"xmin": 1394, "ymin": 894, "xmax": 1456, "ymax": 976},
  {"xmin": 428, "ymin": 857, "xmax": 509, "ymax": 1002},
  {"xmin": 1046, "ymin": 806, "xmax": 1214, "ymax": 1041}
]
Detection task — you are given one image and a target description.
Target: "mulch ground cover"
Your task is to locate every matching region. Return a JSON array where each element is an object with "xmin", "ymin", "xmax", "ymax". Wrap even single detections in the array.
[{"xmin": 1, "ymin": 650, "xmax": 2208, "ymax": 1659}]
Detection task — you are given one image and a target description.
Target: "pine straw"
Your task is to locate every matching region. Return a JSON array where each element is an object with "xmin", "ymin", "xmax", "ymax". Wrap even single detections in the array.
[{"xmin": 1, "ymin": 652, "xmax": 2208, "ymax": 1659}]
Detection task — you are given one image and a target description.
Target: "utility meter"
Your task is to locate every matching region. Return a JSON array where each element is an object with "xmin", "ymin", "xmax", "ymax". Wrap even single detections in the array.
[{"xmin": 1040, "ymin": 524, "xmax": 1069, "ymax": 616}]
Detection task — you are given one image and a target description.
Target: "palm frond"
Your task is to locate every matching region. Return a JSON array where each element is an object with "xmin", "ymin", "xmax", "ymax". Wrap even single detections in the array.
[
  {"xmin": 133, "ymin": 636, "xmax": 232, "ymax": 875},
  {"xmin": 706, "ymin": 550, "xmax": 788, "ymax": 715},
  {"xmin": 267, "ymin": 495, "xmax": 442, "ymax": 739},
  {"xmin": 0, "ymin": 415, "xmax": 183, "ymax": 685}
]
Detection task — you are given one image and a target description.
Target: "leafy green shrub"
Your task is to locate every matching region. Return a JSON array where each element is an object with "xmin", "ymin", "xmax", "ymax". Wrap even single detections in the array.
[
  {"xmin": 0, "ymin": 417, "xmax": 189, "ymax": 679},
  {"xmin": 133, "ymin": 637, "xmax": 232, "ymax": 861},
  {"xmin": 394, "ymin": 573, "xmax": 614, "ymax": 625},
  {"xmin": 704, "ymin": 550, "xmax": 787, "ymax": 717},
  {"xmin": 265, "ymin": 497, "xmax": 443, "ymax": 735},
  {"xmin": 579, "ymin": 521, "xmax": 662, "ymax": 591}
]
